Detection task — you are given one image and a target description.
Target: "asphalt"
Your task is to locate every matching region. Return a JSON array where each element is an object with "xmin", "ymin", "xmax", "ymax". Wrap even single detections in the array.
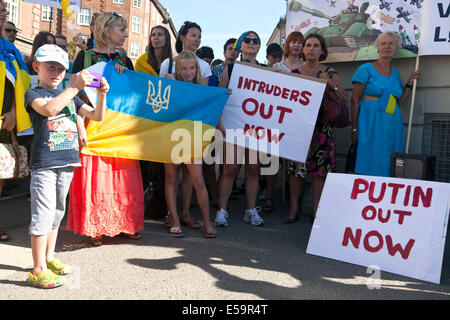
[{"xmin": 1, "ymin": 176, "xmax": 450, "ymax": 301}]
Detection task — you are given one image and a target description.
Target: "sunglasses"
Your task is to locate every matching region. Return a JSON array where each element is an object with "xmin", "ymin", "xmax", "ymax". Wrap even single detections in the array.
[
  {"xmin": 243, "ymin": 38, "xmax": 260, "ymax": 45},
  {"xmin": 4, "ymin": 28, "xmax": 18, "ymax": 34}
]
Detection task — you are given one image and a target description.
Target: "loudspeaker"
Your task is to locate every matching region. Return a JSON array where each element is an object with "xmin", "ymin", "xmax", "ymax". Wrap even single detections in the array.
[{"xmin": 390, "ymin": 153, "xmax": 436, "ymax": 181}]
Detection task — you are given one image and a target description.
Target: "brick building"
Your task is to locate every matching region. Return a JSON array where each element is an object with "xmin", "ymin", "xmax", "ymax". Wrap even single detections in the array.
[{"xmin": 5, "ymin": 0, "xmax": 177, "ymax": 64}]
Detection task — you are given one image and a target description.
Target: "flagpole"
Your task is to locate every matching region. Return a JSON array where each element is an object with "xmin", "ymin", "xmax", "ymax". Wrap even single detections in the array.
[{"xmin": 405, "ymin": 55, "xmax": 420, "ymax": 154}]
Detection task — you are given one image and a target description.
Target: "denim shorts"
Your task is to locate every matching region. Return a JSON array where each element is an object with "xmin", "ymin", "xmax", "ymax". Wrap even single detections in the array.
[{"xmin": 29, "ymin": 167, "xmax": 74, "ymax": 236}]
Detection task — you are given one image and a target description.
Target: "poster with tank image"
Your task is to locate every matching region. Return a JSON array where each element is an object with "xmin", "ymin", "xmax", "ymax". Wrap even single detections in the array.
[{"xmin": 286, "ymin": 0, "xmax": 424, "ymax": 62}]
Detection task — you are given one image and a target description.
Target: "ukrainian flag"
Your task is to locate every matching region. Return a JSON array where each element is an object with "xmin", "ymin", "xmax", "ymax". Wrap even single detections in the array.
[
  {"xmin": 82, "ymin": 61, "xmax": 229, "ymax": 163},
  {"xmin": 0, "ymin": 39, "xmax": 31, "ymax": 133}
]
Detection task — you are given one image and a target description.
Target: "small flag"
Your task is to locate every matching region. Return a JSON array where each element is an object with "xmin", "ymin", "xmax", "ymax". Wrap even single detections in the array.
[
  {"xmin": 58, "ymin": 0, "xmax": 73, "ymax": 20},
  {"xmin": 385, "ymin": 94, "xmax": 396, "ymax": 115}
]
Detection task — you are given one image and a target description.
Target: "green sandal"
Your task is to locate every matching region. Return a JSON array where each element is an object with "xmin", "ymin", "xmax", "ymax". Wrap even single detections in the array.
[
  {"xmin": 27, "ymin": 269, "xmax": 66, "ymax": 289},
  {"xmin": 47, "ymin": 258, "xmax": 72, "ymax": 275}
]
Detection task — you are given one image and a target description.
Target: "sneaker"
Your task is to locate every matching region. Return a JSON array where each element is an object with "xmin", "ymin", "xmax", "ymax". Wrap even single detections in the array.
[
  {"xmin": 215, "ymin": 208, "xmax": 229, "ymax": 227},
  {"xmin": 47, "ymin": 258, "xmax": 72, "ymax": 275},
  {"xmin": 244, "ymin": 208, "xmax": 264, "ymax": 226},
  {"xmin": 27, "ymin": 269, "xmax": 66, "ymax": 289}
]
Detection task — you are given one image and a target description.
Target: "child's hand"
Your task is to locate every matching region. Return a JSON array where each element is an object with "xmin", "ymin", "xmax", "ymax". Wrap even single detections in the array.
[
  {"xmin": 71, "ymin": 70, "xmax": 94, "ymax": 91},
  {"xmin": 160, "ymin": 73, "xmax": 175, "ymax": 80},
  {"xmin": 114, "ymin": 64, "xmax": 127, "ymax": 74},
  {"xmin": 96, "ymin": 77, "xmax": 109, "ymax": 96}
]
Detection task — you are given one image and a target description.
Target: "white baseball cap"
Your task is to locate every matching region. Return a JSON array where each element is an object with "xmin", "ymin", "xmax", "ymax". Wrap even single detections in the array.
[{"xmin": 34, "ymin": 44, "xmax": 69, "ymax": 70}]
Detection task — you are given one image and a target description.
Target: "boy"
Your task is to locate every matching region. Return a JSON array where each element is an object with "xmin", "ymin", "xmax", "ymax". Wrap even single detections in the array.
[{"xmin": 25, "ymin": 44, "xmax": 109, "ymax": 288}]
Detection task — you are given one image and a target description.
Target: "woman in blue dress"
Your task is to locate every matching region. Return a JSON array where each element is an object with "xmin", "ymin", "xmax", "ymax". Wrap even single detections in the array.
[{"xmin": 350, "ymin": 32, "xmax": 420, "ymax": 177}]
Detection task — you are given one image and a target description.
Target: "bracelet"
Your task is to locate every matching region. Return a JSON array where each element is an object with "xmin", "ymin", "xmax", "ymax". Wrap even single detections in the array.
[{"xmin": 404, "ymin": 82, "xmax": 413, "ymax": 89}]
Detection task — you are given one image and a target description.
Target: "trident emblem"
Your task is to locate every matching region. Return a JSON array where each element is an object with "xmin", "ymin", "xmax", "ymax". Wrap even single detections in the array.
[{"xmin": 146, "ymin": 80, "xmax": 171, "ymax": 113}]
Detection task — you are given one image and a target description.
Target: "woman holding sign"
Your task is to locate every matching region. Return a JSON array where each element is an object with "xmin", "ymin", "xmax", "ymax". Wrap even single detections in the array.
[
  {"xmin": 215, "ymin": 31, "xmax": 265, "ymax": 227},
  {"xmin": 286, "ymin": 33, "xmax": 348, "ymax": 222},
  {"xmin": 350, "ymin": 32, "xmax": 420, "ymax": 177}
]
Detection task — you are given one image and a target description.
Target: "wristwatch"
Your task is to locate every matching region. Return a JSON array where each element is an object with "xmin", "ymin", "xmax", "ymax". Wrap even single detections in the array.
[{"xmin": 405, "ymin": 82, "xmax": 413, "ymax": 89}]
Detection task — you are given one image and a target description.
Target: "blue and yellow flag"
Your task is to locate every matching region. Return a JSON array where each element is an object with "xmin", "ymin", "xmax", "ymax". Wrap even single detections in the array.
[
  {"xmin": 58, "ymin": 0, "xmax": 73, "ymax": 20},
  {"xmin": 82, "ymin": 61, "xmax": 229, "ymax": 163},
  {"xmin": 0, "ymin": 39, "xmax": 31, "ymax": 133}
]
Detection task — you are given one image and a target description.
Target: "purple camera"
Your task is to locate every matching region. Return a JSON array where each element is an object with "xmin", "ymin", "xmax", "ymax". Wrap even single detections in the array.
[{"xmin": 87, "ymin": 72, "xmax": 102, "ymax": 88}]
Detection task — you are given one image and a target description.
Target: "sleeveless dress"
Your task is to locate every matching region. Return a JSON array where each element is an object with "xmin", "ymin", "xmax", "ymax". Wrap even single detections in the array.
[
  {"xmin": 351, "ymin": 63, "xmax": 404, "ymax": 177},
  {"xmin": 274, "ymin": 61, "xmax": 337, "ymax": 178},
  {"xmin": 66, "ymin": 51, "xmax": 145, "ymax": 237}
]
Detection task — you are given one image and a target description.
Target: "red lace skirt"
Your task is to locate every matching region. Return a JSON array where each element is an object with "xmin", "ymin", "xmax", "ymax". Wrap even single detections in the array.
[{"xmin": 67, "ymin": 153, "xmax": 145, "ymax": 238}]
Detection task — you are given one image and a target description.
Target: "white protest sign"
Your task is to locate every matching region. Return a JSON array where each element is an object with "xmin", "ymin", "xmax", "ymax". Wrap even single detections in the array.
[
  {"xmin": 418, "ymin": 1, "xmax": 450, "ymax": 55},
  {"xmin": 23, "ymin": 0, "xmax": 81, "ymax": 11},
  {"xmin": 221, "ymin": 62, "xmax": 326, "ymax": 163},
  {"xmin": 307, "ymin": 173, "xmax": 450, "ymax": 284}
]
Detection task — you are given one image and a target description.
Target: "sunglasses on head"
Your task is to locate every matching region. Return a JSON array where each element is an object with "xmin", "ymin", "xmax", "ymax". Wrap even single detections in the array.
[{"xmin": 243, "ymin": 37, "xmax": 260, "ymax": 45}]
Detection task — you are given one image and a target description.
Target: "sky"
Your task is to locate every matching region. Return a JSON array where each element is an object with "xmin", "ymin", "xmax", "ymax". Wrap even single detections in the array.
[{"xmin": 158, "ymin": 0, "xmax": 287, "ymax": 63}]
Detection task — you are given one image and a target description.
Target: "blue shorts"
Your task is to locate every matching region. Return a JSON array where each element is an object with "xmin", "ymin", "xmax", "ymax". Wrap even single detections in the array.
[{"xmin": 29, "ymin": 167, "xmax": 74, "ymax": 236}]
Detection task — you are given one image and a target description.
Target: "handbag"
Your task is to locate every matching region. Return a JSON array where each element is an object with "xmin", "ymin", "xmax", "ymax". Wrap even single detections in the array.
[
  {"xmin": 318, "ymin": 68, "xmax": 350, "ymax": 128},
  {"xmin": 320, "ymin": 85, "xmax": 350, "ymax": 128},
  {"xmin": 0, "ymin": 130, "xmax": 29, "ymax": 180}
]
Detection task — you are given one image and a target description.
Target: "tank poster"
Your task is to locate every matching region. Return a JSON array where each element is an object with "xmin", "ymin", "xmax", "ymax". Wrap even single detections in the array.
[{"xmin": 286, "ymin": 0, "xmax": 424, "ymax": 62}]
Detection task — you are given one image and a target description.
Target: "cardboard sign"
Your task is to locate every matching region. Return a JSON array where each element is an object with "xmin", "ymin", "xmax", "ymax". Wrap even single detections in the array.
[
  {"xmin": 221, "ymin": 62, "xmax": 326, "ymax": 163},
  {"xmin": 306, "ymin": 173, "xmax": 450, "ymax": 284}
]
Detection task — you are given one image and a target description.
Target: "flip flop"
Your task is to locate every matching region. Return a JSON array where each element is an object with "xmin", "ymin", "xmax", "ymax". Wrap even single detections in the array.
[
  {"xmin": 121, "ymin": 232, "xmax": 142, "ymax": 240},
  {"xmin": 202, "ymin": 227, "xmax": 217, "ymax": 238},
  {"xmin": 170, "ymin": 227, "xmax": 184, "ymax": 238}
]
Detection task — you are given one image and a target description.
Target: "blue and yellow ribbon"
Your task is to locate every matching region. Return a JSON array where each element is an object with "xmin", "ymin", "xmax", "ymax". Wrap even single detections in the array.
[{"xmin": 0, "ymin": 39, "xmax": 31, "ymax": 133}]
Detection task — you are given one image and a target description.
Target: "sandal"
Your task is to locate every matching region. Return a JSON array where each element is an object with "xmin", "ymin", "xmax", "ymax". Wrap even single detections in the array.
[
  {"xmin": 180, "ymin": 215, "xmax": 201, "ymax": 229},
  {"xmin": 0, "ymin": 230, "xmax": 11, "ymax": 242},
  {"xmin": 170, "ymin": 227, "xmax": 184, "ymax": 238},
  {"xmin": 47, "ymin": 258, "xmax": 72, "ymax": 275},
  {"xmin": 122, "ymin": 232, "xmax": 142, "ymax": 240},
  {"xmin": 27, "ymin": 269, "xmax": 66, "ymax": 289},
  {"xmin": 90, "ymin": 236, "xmax": 103, "ymax": 247},
  {"xmin": 263, "ymin": 199, "xmax": 273, "ymax": 213},
  {"xmin": 202, "ymin": 227, "xmax": 217, "ymax": 238}
]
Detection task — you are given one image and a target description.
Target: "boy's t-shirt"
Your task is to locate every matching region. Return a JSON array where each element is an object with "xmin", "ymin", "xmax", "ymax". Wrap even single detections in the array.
[{"xmin": 25, "ymin": 87, "xmax": 85, "ymax": 171}]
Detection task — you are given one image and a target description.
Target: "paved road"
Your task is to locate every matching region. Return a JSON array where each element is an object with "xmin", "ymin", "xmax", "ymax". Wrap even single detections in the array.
[{"xmin": 1, "ymin": 181, "xmax": 449, "ymax": 301}]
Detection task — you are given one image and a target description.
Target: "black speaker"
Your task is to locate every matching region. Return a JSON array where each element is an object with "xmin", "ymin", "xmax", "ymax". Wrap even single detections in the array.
[{"xmin": 390, "ymin": 153, "xmax": 436, "ymax": 181}]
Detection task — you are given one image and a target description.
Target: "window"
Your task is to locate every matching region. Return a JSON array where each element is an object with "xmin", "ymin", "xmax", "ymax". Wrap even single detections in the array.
[
  {"xmin": 131, "ymin": 16, "xmax": 141, "ymax": 33},
  {"xmin": 5, "ymin": 0, "xmax": 19, "ymax": 25},
  {"xmin": 130, "ymin": 41, "xmax": 140, "ymax": 58},
  {"xmin": 133, "ymin": 0, "xmax": 142, "ymax": 8},
  {"xmin": 41, "ymin": 5, "xmax": 52, "ymax": 22},
  {"xmin": 77, "ymin": 8, "xmax": 91, "ymax": 26},
  {"xmin": 113, "ymin": 0, "xmax": 124, "ymax": 4}
]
